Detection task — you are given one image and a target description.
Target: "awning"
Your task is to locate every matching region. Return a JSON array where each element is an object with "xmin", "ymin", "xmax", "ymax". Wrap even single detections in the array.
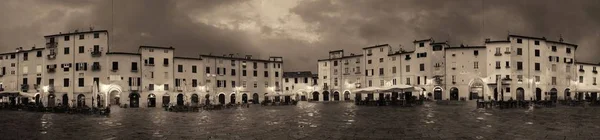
[
  {"xmin": 19, "ymin": 92, "xmax": 38, "ymax": 98},
  {"xmin": 265, "ymin": 93, "xmax": 295, "ymax": 97},
  {"xmin": 571, "ymin": 86, "xmax": 600, "ymax": 92},
  {"xmin": 353, "ymin": 84, "xmax": 413, "ymax": 94}
]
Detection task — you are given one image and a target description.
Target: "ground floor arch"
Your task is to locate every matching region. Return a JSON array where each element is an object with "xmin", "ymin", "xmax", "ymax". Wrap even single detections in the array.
[
  {"xmin": 449, "ymin": 87, "xmax": 459, "ymax": 100},
  {"xmin": 333, "ymin": 91, "xmax": 340, "ymax": 101},
  {"xmin": 77, "ymin": 94, "xmax": 86, "ymax": 107},
  {"xmin": 493, "ymin": 88, "xmax": 499, "ymax": 101},
  {"xmin": 322, "ymin": 91, "xmax": 330, "ymax": 101},
  {"xmin": 191, "ymin": 94, "xmax": 199, "ymax": 105},
  {"xmin": 241, "ymin": 93, "xmax": 248, "ymax": 103},
  {"xmin": 468, "ymin": 79, "xmax": 484, "ymax": 100},
  {"xmin": 344, "ymin": 91, "xmax": 351, "ymax": 101},
  {"xmin": 176, "ymin": 93, "xmax": 184, "ymax": 106},
  {"xmin": 148, "ymin": 93, "xmax": 156, "ymax": 107},
  {"xmin": 516, "ymin": 87, "xmax": 525, "ymax": 101},
  {"xmin": 252, "ymin": 93, "xmax": 259, "ymax": 104},
  {"xmin": 218, "ymin": 93, "xmax": 226, "ymax": 104},
  {"xmin": 47, "ymin": 94, "xmax": 56, "ymax": 107},
  {"xmin": 434, "ymin": 87, "xmax": 442, "ymax": 100},
  {"xmin": 230, "ymin": 93, "xmax": 236, "ymax": 104},
  {"xmin": 536, "ymin": 88, "xmax": 542, "ymax": 101},
  {"xmin": 109, "ymin": 90, "xmax": 120, "ymax": 106},
  {"xmin": 129, "ymin": 92, "xmax": 140, "ymax": 108},
  {"xmin": 205, "ymin": 94, "xmax": 211, "ymax": 105},
  {"xmin": 62, "ymin": 94, "xmax": 69, "ymax": 107},
  {"xmin": 162, "ymin": 94, "xmax": 170, "ymax": 107},
  {"xmin": 564, "ymin": 88, "xmax": 571, "ymax": 100},
  {"xmin": 35, "ymin": 94, "xmax": 41, "ymax": 105},
  {"xmin": 312, "ymin": 91, "xmax": 319, "ymax": 101},
  {"xmin": 550, "ymin": 88, "xmax": 558, "ymax": 102}
]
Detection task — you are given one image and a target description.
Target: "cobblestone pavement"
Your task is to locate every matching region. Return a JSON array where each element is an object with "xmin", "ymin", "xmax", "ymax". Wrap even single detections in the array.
[{"xmin": 1, "ymin": 102, "xmax": 599, "ymax": 140}]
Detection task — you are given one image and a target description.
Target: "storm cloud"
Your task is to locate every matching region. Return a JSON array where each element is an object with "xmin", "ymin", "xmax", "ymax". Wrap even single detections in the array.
[{"xmin": 1, "ymin": 0, "xmax": 599, "ymax": 71}]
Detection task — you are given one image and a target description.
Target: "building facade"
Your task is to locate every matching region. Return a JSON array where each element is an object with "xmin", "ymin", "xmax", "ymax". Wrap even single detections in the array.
[{"xmin": 282, "ymin": 71, "xmax": 318, "ymax": 101}]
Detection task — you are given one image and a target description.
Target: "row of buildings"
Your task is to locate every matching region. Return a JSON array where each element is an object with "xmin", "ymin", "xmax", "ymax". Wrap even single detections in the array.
[
  {"xmin": 312, "ymin": 35, "xmax": 599, "ymax": 102},
  {"xmin": 1, "ymin": 29, "xmax": 598, "ymax": 108},
  {"xmin": 0, "ymin": 30, "xmax": 285, "ymax": 108}
]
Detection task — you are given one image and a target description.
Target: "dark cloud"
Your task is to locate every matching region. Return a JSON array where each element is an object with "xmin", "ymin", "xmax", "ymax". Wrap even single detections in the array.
[{"xmin": 1, "ymin": 0, "xmax": 599, "ymax": 72}]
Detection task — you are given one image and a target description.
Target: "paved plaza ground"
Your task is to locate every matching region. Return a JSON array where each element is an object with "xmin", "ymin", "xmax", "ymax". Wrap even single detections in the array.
[{"xmin": 0, "ymin": 101, "xmax": 599, "ymax": 140}]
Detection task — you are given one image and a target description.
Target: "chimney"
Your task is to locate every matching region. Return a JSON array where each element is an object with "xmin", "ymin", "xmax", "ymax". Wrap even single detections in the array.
[
  {"xmin": 350, "ymin": 53, "xmax": 354, "ymax": 56},
  {"xmin": 485, "ymin": 38, "xmax": 490, "ymax": 42},
  {"xmin": 229, "ymin": 54, "xmax": 234, "ymax": 58},
  {"xmin": 245, "ymin": 55, "xmax": 252, "ymax": 59}
]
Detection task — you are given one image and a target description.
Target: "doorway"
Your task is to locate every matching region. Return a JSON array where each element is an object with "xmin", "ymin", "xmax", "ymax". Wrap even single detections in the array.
[
  {"xmin": 148, "ymin": 94, "xmax": 156, "ymax": 107},
  {"xmin": 129, "ymin": 93, "xmax": 140, "ymax": 108}
]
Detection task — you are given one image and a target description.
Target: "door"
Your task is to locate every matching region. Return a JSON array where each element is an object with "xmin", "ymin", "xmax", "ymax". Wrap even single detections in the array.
[
  {"xmin": 242, "ymin": 94, "xmax": 248, "ymax": 103},
  {"xmin": 47, "ymin": 94, "xmax": 55, "ymax": 107},
  {"xmin": 434, "ymin": 91, "xmax": 442, "ymax": 100},
  {"xmin": 148, "ymin": 94, "xmax": 156, "ymax": 107},
  {"xmin": 333, "ymin": 92, "xmax": 340, "ymax": 101},
  {"xmin": 129, "ymin": 93, "xmax": 140, "ymax": 108},
  {"xmin": 162, "ymin": 95, "xmax": 170, "ymax": 107},
  {"xmin": 191, "ymin": 94, "xmax": 199, "ymax": 106},
  {"xmin": 77, "ymin": 94, "xmax": 85, "ymax": 107},
  {"xmin": 230, "ymin": 94, "xmax": 236, "ymax": 104},
  {"xmin": 284, "ymin": 96, "xmax": 291, "ymax": 103},
  {"xmin": 252, "ymin": 93, "xmax": 259, "ymax": 104},
  {"xmin": 323, "ymin": 92, "xmax": 330, "ymax": 101},
  {"xmin": 312, "ymin": 92, "xmax": 319, "ymax": 101},
  {"xmin": 62, "ymin": 94, "xmax": 69, "ymax": 107},
  {"xmin": 516, "ymin": 88, "xmax": 525, "ymax": 101},
  {"xmin": 176, "ymin": 94, "xmax": 184, "ymax": 106},
  {"xmin": 450, "ymin": 88, "xmax": 459, "ymax": 100},
  {"xmin": 218, "ymin": 94, "xmax": 225, "ymax": 104},
  {"xmin": 536, "ymin": 88, "xmax": 542, "ymax": 101}
]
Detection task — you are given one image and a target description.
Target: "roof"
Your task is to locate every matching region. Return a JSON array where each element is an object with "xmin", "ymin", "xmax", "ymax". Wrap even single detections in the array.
[
  {"xmin": 508, "ymin": 34, "xmax": 578, "ymax": 48},
  {"xmin": 485, "ymin": 40, "xmax": 511, "ymax": 43},
  {"xmin": 430, "ymin": 42, "xmax": 448, "ymax": 45},
  {"xmin": 445, "ymin": 46, "xmax": 486, "ymax": 50},
  {"xmin": 106, "ymin": 52, "xmax": 140, "ymax": 55},
  {"xmin": 44, "ymin": 30, "xmax": 108, "ymax": 38},
  {"xmin": 317, "ymin": 54, "xmax": 363, "ymax": 61},
  {"xmin": 362, "ymin": 44, "xmax": 389, "ymax": 50},
  {"xmin": 139, "ymin": 45, "xmax": 175, "ymax": 50},
  {"xmin": 413, "ymin": 38, "xmax": 433, "ymax": 43},
  {"xmin": 575, "ymin": 62, "xmax": 600, "ymax": 66},
  {"xmin": 283, "ymin": 71, "xmax": 314, "ymax": 78},
  {"xmin": 388, "ymin": 51, "xmax": 415, "ymax": 56},
  {"xmin": 200, "ymin": 55, "xmax": 282, "ymax": 63},
  {"xmin": 329, "ymin": 50, "xmax": 343, "ymax": 53},
  {"xmin": 546, "ymin": 40, "xmax": 578, "ymax": 48},
  {"xmin": 174, "ymin": 56, "xmax": 202, "ymax": 60}
]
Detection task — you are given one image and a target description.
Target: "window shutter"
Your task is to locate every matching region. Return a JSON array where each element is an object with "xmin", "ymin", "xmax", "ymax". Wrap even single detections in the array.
[
  {"xmin": 84, "ymin": 63, "xmax": 88, "ymax": 70},
  {"xmin": 128, "ymin": 77, "xmax": 132, "ymax": 86},
  {"xmin": 137, "ymin": 78, "xmax": 141, "ymax": 86}
]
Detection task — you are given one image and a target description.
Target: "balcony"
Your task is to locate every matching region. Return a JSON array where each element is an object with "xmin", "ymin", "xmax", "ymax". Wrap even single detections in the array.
[
  {"xmin": 593, "ymin": 70, "xmax": 598, "ymax": 74},
  {"xmin": 494, "ymin": 52, "xmax": 502, "ymax": 56},
  {"xmin": 46, "ymin": 42, "xmax": 57, "ymax": 48},
  {"xmin": 144, "ymin": 63, "xmax": 154, "ymax": 66},
  {"xmin": 323, "ymin": 85, "xmax": 329, "ymax": 90},
  {"xmin": 175, "ymin": 86, "xmax": 183, "ymax": 92},
  {"xmin": 504, "ymin": 50, "xmax": 511, "ymax": 54},
  {"xmin": 48, "ymin": 68, "xmax": 56, "ymax": 73},
  {"xmin": 92, "ymin": 64, "xmax": 101, "ymax": 71},
  {"xmin": 48, "ymin": 85, "xmax": 55, "ymax": 93},
  {"xmin": 21, "ymin": 84, "xmax": 29, "ymax": 92},
  {"xmin": 405, "ymin": 57, "xmax": 411, "ymax": 60},
  {"xmin": 111, "ymin": 68, "xmax": 118, "ymax": 72},
  {"xmin": 130, "ymin": 86, "xmax": 140, "ymax": 92},
  {"xmin": 91, "ymin": 51, "xmax": 102, "ymax": 57},
  {"xmin": 579, "ymin": 69, "xmax": 585, "ymax": 72},
  {"xmin": 131, "ymin": 69, "xmax": 138, "ymax": 72},
  {"xmin": 367, "ymin": 53, "xmax": 372, "ymax": 56},
  {"xmin": 47, "ymin": 53, "xmax": 56, "ymax": 60},
  {"xmin": 452, "ymin": 81, "xmax": 456, "ymax": 84}
]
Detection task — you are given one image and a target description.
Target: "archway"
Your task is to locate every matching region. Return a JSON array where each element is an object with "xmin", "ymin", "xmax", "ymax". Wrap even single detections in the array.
[
  {"xmin": 129, "ymin": 93, "xmax": 140, "ymax": 108},
  {"xmin": 218, "ymin": 94, "xmax": 225, "ymax": 104},
  {"xmin": 550, "ymin": 88, "xmax": 558, "ymax": 102},
  {"xmin": 148, "ymin": 94, "xmax": 156, "ymax": 107},
  {"xmin": 204, "ymin": 94, "xmax": 211, "ymax": 105},
  {"xmin": 493, "ymin": 88, "xmax": 498, "ymax": 101},
  {"xmin": 284, "ymin": 96, "xmax": 291, "ymax": 103},
  {"xmin": 230, "ymin": 93, "xmax": 236, "ymax": 104},
  {"xmin": 450, "ymin": 87, "xmax": 459, "ymax": 100},
  {"xmin": 162, "ymin": 94, "xmax": 170, "ymax": 107},
  {"xmin": 356, "ymin": 93, "xmax": 363, "ymax": 101},
  {"xmin": 96, "ymin": 94, "xmax": 102, "ymax": 107},
  {"xmin": 47, "ymin": 94, "xmax": 55, "ymax": 107},
  {"xmin": 434, "ymin": 87, "xmax": 443, "ymax": 100},
  {"xmin": 35, "ymin": 94, "xmax": 41, "ymax": 105},
  {"xmin": 252, "ymin": 93, "xmax": 259, "ymax": 104},
  {"xmin": 367, "ymin": 93, "xmax": 374, "ymax": 101},
  {"xmin": 344, "ymin": 91, "xmax": 351, "ymax": 101},
  {"xmin": 378, "ymin": 93, "xmax": 384, "ymax": 101},
  {"xmin": 333, "ymin": 91, "xmax": 340, "ymax": 101},
  {"xmin": 77, "ymin": 94, "xmax": 85, "ymax": 107},
  {"xmin": 242, "ymin": 93, "xmax": 248, "ymax": 103},
  {"xmin": 176, "ymin": 93, "xmax": 184, "ymax": 106},
  {"xmin": 109, "ymin": 90, "xmax": 120, "ymax": 106},
  {"xmin": 300, "ymin": 92, "xmax": 307, "ymax": 101},
  {"xmin": 323, "ymin": 91, "xmax": 330, "ymax": 101},
  {"xmin": 263, "ymin": 93, "xmax": 269, "ymax": 102},
  {"xmin": 274, "ymin": 95, "xmax": 281, "ymax": 102},
  {"xmin": 468, "ymin": 79, "xmax": 484, "ymax": 100},
  {"xmin": 313, "ymin": 91, "xmax": 319, "ymax": 101},
  {"xmin": 62, "ymin": 94, "xmax": 69, "ymax": 107},
  {"xmin": 592, "ymin": 92, "xmax": 598, "ymax": 101},
  {"xmin": 564, "ymin": 88, "xmax": 571, "ymax": 100},
  {"xmin": 191, "ymin": 94, "xmax": 199, "ymax": 106},
  {"xmin": 516, "ymin": 88, "xmax": 525, "ymax": 101},
  {"xmin": 535, "ymin": 88, "xmax": 542, "ymax": 101}
]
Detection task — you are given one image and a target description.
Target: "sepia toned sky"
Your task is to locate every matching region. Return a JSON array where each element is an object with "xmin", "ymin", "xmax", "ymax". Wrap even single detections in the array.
[{"xmin": 1, "ymin": 0, "xmax": 599, "ymax": 71}]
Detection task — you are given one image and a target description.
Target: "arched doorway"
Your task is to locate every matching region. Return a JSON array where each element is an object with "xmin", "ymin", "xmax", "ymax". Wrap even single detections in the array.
[
  {"xmin": 344, "ymin": 91, "xmax": 351, "ymax": 101},
  {"xmin": 535, "ymin": 88, "xmax": 542, "ymax": 101},
  {"xmin": 35, "ymin": 94, "xmax": 41, "ymax": 105},
  {"xmin": 333, "ymin": 91, "xmax": 340, "ymax": 101},
  {"xmin": 263, "ymin": 93, "xmax": 269, "ymax": 102},
  {"xmin": 205, "ymin": 94, "xmax": 211, "ymax": 105},
  {"xmin": 62, "ymin": 94, "xmax": 69, "ymax": 107},
  {"xmin": 434, "ymin": 87, "xmax": 442, "ymax": 100},
  {"xmin": 230, "ymin": 94, "xmax": 236, "ymax": 104},
  {"xmin": 450, "ymin": 87, "xmax": 459, "ymax": 100},
  {"xmin": 96, "ymin": 94, "xmax": 102, "ymax": 107},
  {"xmin": 252, "ymin": 93, "xmax": 259, "ymax": 104},
  {"xmin": 312, "ymin": 92, "xmax": 319, "ymax": 101},
  {"xmin": 274, "ymin": 96, "xmax": 281, "ymax": 102},
  {"xmin": 323, "ymin": 91, "xmax": 330, "ymax": 101},
  {"xmin": 242, "ymin": 93, "xmax": 248, "ymax": 103},
  {"xmin": 550, "ymin": 88, "xmax": 558, "ymax": 102},
  {"xmin": 516, "ymin": 88, "xmax": 525, "ymax": 101},
  {"xmin": 129, "ymin": 93, "xmax": 140, "ymax": 108},
  {"xmin": 191, "ymin": 94, "xmax": 199, "ymax": 106},
  {"xmin": 564, "ymin": 88, "xmax": 571, "ymax": 100},
  {"xmin": 162, "ymin": 94, "xmax": 170, "ymax": 107},
  {"xmin": 109, "ymin": 90, "xmax": 120, "ymax": 106},
  {"xmin": 367, "ymin": 93, "xmax": 374, "ymax": 101},
  {"xmin": 469, "ymin": 79, "xmax": 484, "ymax": 100},
  {"xmin": 77, "ymin": 94, "xmax": 85, "ymax": 107},
  {"xmin": 218, "ymin": 94, "xmax": 225, "ymax": 104},
  {"xmin": 284, "ymin": 96, "xmax": 291, "ymax": 103},
  {"xmin": 378, "ymin": 93, "xmax": 385, "ymax": 101},
  {"xmin": 176, "ymin": 93, "xmax": 184, "ymax": 106},
  {"xmin": 148, "ymin": 94, "xmax": 156, "ymax": 107},
  {"xmin": 493, "ymin": 88, "xmax": 498, "ymax": 101},
  {"xmin": 47, "ymin": 94, "xmax": 55, "ymax": 107}
]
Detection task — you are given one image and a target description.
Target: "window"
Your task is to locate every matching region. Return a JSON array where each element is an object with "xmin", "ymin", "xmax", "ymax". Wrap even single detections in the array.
[
  {"xmin": 334, "ymin": 78, "xmax": 339, "ymax": 86},
  {"xmin": 275, "ymin": 72, "xmax": 279, "ymax": 77},
  {"xmin": 419, "ymin": 42, "xmax": 424, "ymax": 47},
  {"xmin": 231, "ymin": 69, "xmax": 236, "ymax": 76},
  {"xmin": 205, "ymin": 67, "xmax": 211, "ymax": 74},
  {"xmin": 148, "ymin": 57, "xmax": 154, "ymax": 65},
  {"xmin": 551, "ymin": 64, "xmax": 557, "ymax": 72},
  {"xmin": 392, "ymin": 57, "xmax": 396, "ymax": 61},
  {"xmin": 379, "ymin": 58, "xmax": 384, "ymax": 63},
  {"xmin": 417, "ymin": 76, "xmax": 421, "ymax": 85},
  {"xmin": 37, "ymin": 51, "xmax": 42, "ymax": 57},
  {"xmin": 551, "ymin": 46, "xmax": 557, "ymax": 52},
  {"xmin": 534, "ymin": 40, "xmax": 540, "ymax": 45},
  {"xmin": 380, "ymin": 47, "xmax": 383, "ymax": 52},
  {"xmin": 164, "ymin": 84, "xmax": 169, "ymax": 90},
  {"xmin": 406, "ymin": 65, "xmax": 410, "ymax": 72},
  {"xmin": 594, "ymin": 77, "xmax": 598, "ymax": 85},
  {"xmin": 552, "ymin": 77, "xmax": 557, "ymax": 85},
  {"xmin": 192, "ymin": 79, "xmax": 198, "ymax": 87},
  {"xmin": 356, "ymin": 58, "xmax": 360, "ymax": 63},
  {"xmin": 253, "ymin": 62, "xmax": 257, "ymax": 69},
  {"xmin": 474, "ymin": 50, "xmax": 479, "ymax": 56},
  {"xmin": 517, "ymin": 61, "xmax": 523, "ymax": 70},
  {"xmin": 535, "ymin": 63, "xmax": 540, "ymax": 71},
  {"xmin": 178, "ymin": 65, "xmax": 183, "ymax": 72},
  {"xmin": 23, "ymin": 53, "xmax": 28, "ymax": 61},
  {"xmin": 474, "ymin": 61, "xmax": 479, "ymax": 69},
  {"xmin": 149, "ymin": 84, "xmax": 154, "ymax": 90},
  {"xmin": 517, "ymin": 48, "xmax": 522, "ymax": 55},
  {"xmin": 333, "ymin": 61, "xmax": 338, "ymax": 66},
  {"xmin": 192, "ymin": 66, "xmax": 197, "ymax": 73},
  {"xmin": 232, "ymin": 81, "xmax": 236, "ymax": 87},
  {"xmin": 63, "ymin": 78, "xmax": 69, "ymax": 87},
  {"xmin": 64, "ymin": 36, "xmax": 70, "ymax": 41},
  {"xmin": 406, "ymin": 78, "xmax": 411, "ymax": 85},
  {"xmin": 380, "ymin": 80, "xmax": 384, "ymax": 86},
  {"xmin": 495, "ymin": 48, "xmax": 501, "ymax": 54},
  {"xmin": 379, "ymin": 68, "xmax": 384, "ymax": 75},
  {"xmin": 112, "ymin": 62, "xmax": 118, "ymax": 71},
  {"xmin": 79, "ymin": 46, "xmax": 85, "ymax": 53},
  {"xmin": 94, "ymin": 33, "xmax": 99, "ymax": 38},
  {"xmin": 534, "ymin": 49, "xmax": 540, "ymax": 57},
  {"xmin": 517, "ymin": 75, "xmax": 523, "ymax": 81},
  {"xmin": 163, "ymin": 58, "xmax": 169, "ymax": 66},
  {"xmin": 535, "ymin": 76, "xmax": 540, "ymax": 82},
  {"xmin": 78, "ymin": 78, "xmax": 84, "ymax": 87},
  {"xmin": 79, "ymin": 34, "xmax": 84, "ymax": 40},
  {"xmin": 253, "ymin": 70, "xmax": 257, "ymax": 77},
  {"xmin": 264, "ymin": 71, "xmax": 268, "ymax": 77},
  {"xmin": 93, "ymin": 45, "xmax": 99, "ymax": 52},
  {"xmin": 64, "ymin": 47, "xmax": 70, "ymax": 55},
  {"xmin": 393, "ymin": 79, "xmax": 397, "ymax": 85},
  {"xmin": 517, "ymin": 39, "xmax": 522, "ymax": 43},
  {"xmin": 495, "ymin": 61, "xmax": 501, "ymax": 69},
  {"xmin": 419, "ymin": 64, "xmax": 425, "ymax": 71},
  {"xmin": 367, "ymin": 60, "xmax": 372, "ymax": 64},
  {"xmin": 566, "ymin": 48, "xmax": 571, "ymax": 54},
  {"xmin": 579, "ymin": 76, "xmax": 584, "ymax": 83},
  {"xmin": 452, "ymin": 75, "xmax": 456, "ymax": 83},
  {"xmin": 392, "ymin": 67, "xmax": 397, "ymax": 74},
  {"xmin": 242, "ymin": 70, "xmax": 247, "ymax": 76},
  {"xmin": 231, "ymin": 60, "xmax": 236, "ymax": 66},
  {"xmin": 368, "ymin": 80, "xmax": 372, "ymax": 87},
  {"xmin": 566, "ymin": 65, "xmax": 571, "ymax": 72},
  {"xmin": 304, "ymin": 77, "xmax": 308, "ymax": 83},
  {"xmin": 264, "ymin": 62, "xmax": 268, "ymax": 69},
  {"xmin": 253, "ymin": 81, "xmax": 258, "ymax": 88}
]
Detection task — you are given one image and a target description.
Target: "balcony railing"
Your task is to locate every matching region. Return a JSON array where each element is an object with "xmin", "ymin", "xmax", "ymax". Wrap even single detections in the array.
[
  {"xmin": 593, "ymin": 70, "xmax": 598, "ymax": 74},
  {"xmin": 48, "ymin": 85, "xmax": 55, "ymax": 93},
  {"xmin": 175, "ymin": 86, "xmax": 183, "ymax": 92},
  {"xmin": 21, "ymin": 84, "xmax": 29, "ymax": 92},
  {"xmin": 366, "ymin": 53, "xmax": 372, "ymax": 56},
  {"xmin": 323, "ymin": 85, "xmax": 329, "ymax": 90},
  {"xmin": 92, "ymin": 64, "xmax": 101, "ymax": 71},
  {"xmin": 91, "ymin": 51, "xmax": 102, "ymax": 57},
  {"xmin": 46, "ymin": 42, "xmax": 57, "ymax": 48},
  {"xmin": 405, "ymin": 57, "xmax": 411, "ymax": 60},
  {"xmin": 579, "ymin": 69, "xmax": 585, "ymax": 72},
  {"xmin": 131, "ymin": 69, "xmax": 138, "ymax": 72},
  {"xmin": 130, "ymin": 86, "xmax": 140, "ymax": 92},
  {"xmin": 494, "ymin": 52, "xmax": 502, "ymax": 56},
  {"xmin": 47, "ymin": 53, "xmax": 56, "ymax": 60},
  {"xmin": 48, "ymin": 68, "xmax": 56, "ymax": 73}
]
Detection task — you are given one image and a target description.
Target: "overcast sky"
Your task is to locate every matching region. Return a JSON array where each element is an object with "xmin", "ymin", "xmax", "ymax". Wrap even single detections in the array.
[{"xmin": 1, "ymin": 0, "xmax": 599, "ymax": 71}]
